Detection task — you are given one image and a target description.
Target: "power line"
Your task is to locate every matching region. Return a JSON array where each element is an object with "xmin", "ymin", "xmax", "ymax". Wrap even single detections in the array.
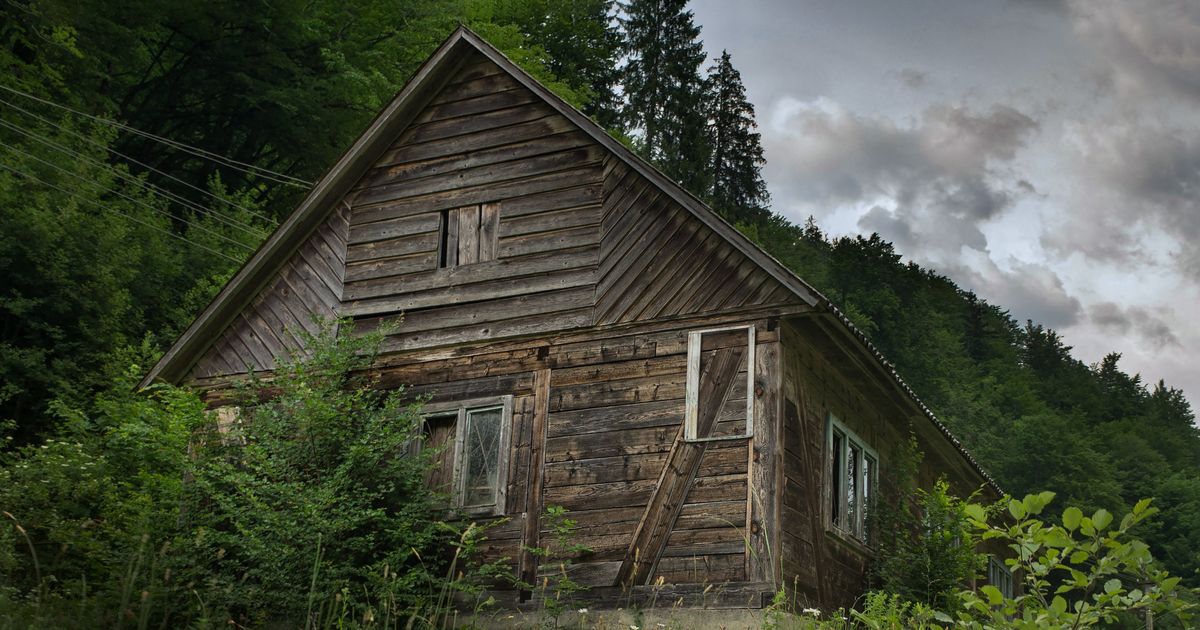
[
  {"xmin": 0, "ymin": 94, "xmax": 278, "ymax": 226},
  {"xmin": 0, "ymin": 140, "xmax": 255, "ymax": 253},
  {"xmin": 0, "ymin": 117, "xmax": 267, "ymax": 239},
  {"xmin": 0, "ymin": 162, "xmax": 244, "ymax": 264},
  {"xmin": 0, "ymin": 84, "xmax": 313, "ymax": 188}
]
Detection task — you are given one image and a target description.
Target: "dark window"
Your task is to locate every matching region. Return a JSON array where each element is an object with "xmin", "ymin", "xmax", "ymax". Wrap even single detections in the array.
[{"xmin": 828, "ymin": 416, "xmax": 877, "ymax": 543}]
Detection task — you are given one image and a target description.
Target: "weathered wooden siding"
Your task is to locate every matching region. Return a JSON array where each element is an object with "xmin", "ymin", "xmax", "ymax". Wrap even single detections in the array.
[
  {"xmin": 777, "ymin": 317, "xmax": 992, "ymax": 610},
  {"xmin": 187, "ymin": 205, "xmax": 349, "ymax": 380},
  {"xmin": 594, "ymin": 161, "xmax": 795, "ymax": 325},
  {"xmin": 196, "ymin": 311, "xmax": 798, "ymax": 592},
  {"xmin": 342, "ymin": 51, "xmax": 605, "ymax": 353}
]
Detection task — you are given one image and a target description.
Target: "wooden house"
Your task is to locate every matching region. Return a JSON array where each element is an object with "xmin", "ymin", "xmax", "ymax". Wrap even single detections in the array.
[{"xmin": 142, "ymin": 27, "xmax": 1002, "ymax": 611}]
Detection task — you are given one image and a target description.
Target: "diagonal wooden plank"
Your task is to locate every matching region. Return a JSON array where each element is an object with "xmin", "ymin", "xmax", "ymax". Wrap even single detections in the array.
[{"xmin": 615, "ymin": 344, "xmax": 747, "ymax": 587}]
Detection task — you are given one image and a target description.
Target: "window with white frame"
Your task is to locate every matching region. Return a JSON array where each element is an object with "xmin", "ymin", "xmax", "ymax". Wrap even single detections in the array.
[
  {"xmin": 420, "ymin": 396, "xmax": 512, "ymax": 516},
  {"xmin": 988, "ymin": 556, "xmax": 1014, "ymax": 599},
  {"xmin": 684, "ymin": 325, "xmax": 755, "ymax": 442},
  {"xmin": 828, "ymin": 415, "xmax": 877, "ymax": 543}
]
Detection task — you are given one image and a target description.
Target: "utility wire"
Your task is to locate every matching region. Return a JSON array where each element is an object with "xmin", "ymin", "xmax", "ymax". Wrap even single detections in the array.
[
  {"xmin": 0, "ymin": 84, "xmax": 313, "ymax": 188},
  {"xmin": 0, "ymin": 140, "xmax": 255, "ymax": 253},
  {"xmin": 0, "ymin": 161, "xmax": 243, "ymax": 264},
  {"xmin": 0, "ymin": 117, "xmax": 267, "ymax": 239},
  {"xmin": 0, "ymin": 94, "xmax": 278, "ymax": 225}
]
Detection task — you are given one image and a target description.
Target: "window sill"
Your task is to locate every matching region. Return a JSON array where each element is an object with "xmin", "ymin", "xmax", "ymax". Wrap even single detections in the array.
[{"xmin": 824, "ymin": 524, "xmax": 875, "ymax": 559}]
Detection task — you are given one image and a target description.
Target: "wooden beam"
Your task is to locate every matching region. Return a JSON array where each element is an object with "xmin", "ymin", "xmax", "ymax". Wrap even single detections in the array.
[
  {"xmin": 616, "ymin": 344, "xmax": 746, "ymax": 587},
  {"xmin": 518, "ymin": 368, "xmax": 551, "ymax": 600}
]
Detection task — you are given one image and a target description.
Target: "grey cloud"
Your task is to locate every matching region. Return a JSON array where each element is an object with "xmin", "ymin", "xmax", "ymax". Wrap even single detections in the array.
[
  {"xmin": 1069, "ymin": 0, "xmax": 1200, "ymax": 102},
  {"xmin": 765, "ymin": 98, "xmax": 1038, "ymax": 263},
  {"xmin": 955, "ymin": 259, "xmax": 1084, "ymax": 329},
  {"xmin": 1090, "ymin": 301, "xmax": 1181, "ymax": 349},
  {"xmin": 898, "ymin": 68, "xmax": 928, "ymax": 89},
  {"xmin": 1046, "ymin": 120, "xmax": 1200, "ymax": 276}
]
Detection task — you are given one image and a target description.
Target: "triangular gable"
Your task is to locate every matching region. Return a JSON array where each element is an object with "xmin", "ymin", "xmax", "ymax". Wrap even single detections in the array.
[{"xmin": 144, "ymin": 26, "xmax": 822, "ymax": 387}]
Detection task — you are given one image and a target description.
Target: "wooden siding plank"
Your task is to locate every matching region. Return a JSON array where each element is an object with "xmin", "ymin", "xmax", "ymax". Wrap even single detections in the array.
[
  {"xmin": 344, "ymin": 245, "xmax": 597, "ymax": 301},
  {"xmin": 346, "ymin": 266, "xmax": 595, "ymax": 318},
  {"xmin": 346, "ymin": 231, "xmax": 439, "ymax": 263},
  {"xmin": 347, "ymin": 213, "xmax": 441, "ymax": 246},
  {"xmin": 352, "ymin": 163, "xmax": 602, "ymax": 226},
  {"xmin": 375, "ymin": 115, "xmax": 578, "ymax": 168},
  {"xmin": 457, "ymin": 205, "xmax": 481, "ymax": 265},
  {"xmin": 355, "ymin": 146, "xmax": 603, "ymax": 207},
  {"xmin": 479, "ymin": 202, "xmax": 499, "ymax": 262},
  {"xmin": 399, "ymin": 103, "xmax": 556, "ymax": 146},
  {"xmin": 497, "ymin": 224, "xmax": 598, "ymax": 259},
  {"xmin": 378, "ymin": 306, "xmax": 594, "ymax": 354},
  {"xmin": 359, "ymin": 131, "xmax": 591, "ymax": 190},
  {"xmin": 343, "ymin": 252, "xmax": 437, "ymax": 284}
]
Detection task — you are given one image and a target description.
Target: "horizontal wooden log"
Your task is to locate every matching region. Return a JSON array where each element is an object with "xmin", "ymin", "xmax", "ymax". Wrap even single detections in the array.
[
  {"xmin": 343, "ymin": 245, "xmax": 598, "ymax": 301},
  {"xmin": 346, "ymin": 267, "xmax": 596, "ymax": 318},
  {"xmin": 352, "ymin": 163, "xmax": 603, "ymax": 225}
]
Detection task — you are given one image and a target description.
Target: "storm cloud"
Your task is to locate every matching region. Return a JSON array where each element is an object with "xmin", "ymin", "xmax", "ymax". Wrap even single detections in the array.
[{"xmin": 763, "ymin": 97, "xmax": 1038, "ymax": 262}]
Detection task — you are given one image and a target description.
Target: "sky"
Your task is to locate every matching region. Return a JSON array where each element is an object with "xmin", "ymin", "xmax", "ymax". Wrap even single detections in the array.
[{"xmin": 690, "ymin": 0, "xmax": 1200, "ymax": 406}]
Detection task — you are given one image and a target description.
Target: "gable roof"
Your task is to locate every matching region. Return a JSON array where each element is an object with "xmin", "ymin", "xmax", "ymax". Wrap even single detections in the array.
[{"xmin": 140, "ymin": 26, "xmax": 1000, "ymax": 494}]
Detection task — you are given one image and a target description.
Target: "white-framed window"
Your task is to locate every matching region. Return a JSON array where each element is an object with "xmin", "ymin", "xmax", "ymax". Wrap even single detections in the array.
[
  {"xmin": 420, "ymin": 395, "xmax": 513, "ymax": 516},
  {"xmin": 684, "ymin": 325, "xmax": 755, "ymax": 442},
  {"xmin": 827, "ymin": 414, "xmax": 877, "ymax": 543},
  {"xmin": 988, "ymin": 556, "xmax": 1014, "ymax": 599}
]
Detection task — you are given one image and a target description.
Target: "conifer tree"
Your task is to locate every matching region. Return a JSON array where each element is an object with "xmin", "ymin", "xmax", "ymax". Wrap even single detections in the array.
[
  {"xmin": 508, "ymin": 0, "xmax": 623, "ymax": 129},
  {"xmin": 619, "ymin": 0, "xmax": 710, "ymax": 195},
  {"xmin": 705, "ymin": 50, "xmax": 770, "ymax": 225}
]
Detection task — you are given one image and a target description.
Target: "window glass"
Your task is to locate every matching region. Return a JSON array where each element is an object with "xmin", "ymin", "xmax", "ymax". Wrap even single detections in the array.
[
  {"xmin": 461, "ymin": 407, "xmax": 502, "ymax": 508},
  {"xmin": 847, "ymin": 443, "xmax": 860, "ymax": 532},
  {"xmin": 828, "ymin": 416, "xmax": 877, "ymax": 543},
  {"xmin": 831, "ymin": 430, "xmax": 844, "ymax": 527}
]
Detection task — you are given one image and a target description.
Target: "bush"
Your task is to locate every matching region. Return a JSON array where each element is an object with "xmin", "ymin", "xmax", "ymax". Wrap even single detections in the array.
[{"xmin": 1, "ymin": 322, "xmax": 501, "ymax": 627}]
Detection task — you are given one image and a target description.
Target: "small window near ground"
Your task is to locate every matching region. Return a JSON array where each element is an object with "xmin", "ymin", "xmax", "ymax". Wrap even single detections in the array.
[
  {"xmin": 420, "ymin": 396, "xmax": 512, "ymax": 516},
  {"xmin": 684, "ymin": 325, "xmax": 755, "ymax": 442},
  {"xmin": 438, "ymin": 203, "xmax": 499, "ymax": 268},
  {"xmin": 828, "ymin": 415, "xmax": 877, "ymax": 543},
  {"xmin": 988, "ymin": 556, "xmax": 1014, "ymax": 599}
]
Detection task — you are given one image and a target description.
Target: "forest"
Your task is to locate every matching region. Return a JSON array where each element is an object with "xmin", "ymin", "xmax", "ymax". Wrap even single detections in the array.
[{"xmin": 1, "ymin": 0, "xmax": 1198, "ymax": 627}]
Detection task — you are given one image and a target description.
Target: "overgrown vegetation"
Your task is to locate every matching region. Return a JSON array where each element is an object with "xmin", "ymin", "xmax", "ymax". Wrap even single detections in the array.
[{"xmin": 0, "ymin": 324, "xmax": 504, "ymax": 627}]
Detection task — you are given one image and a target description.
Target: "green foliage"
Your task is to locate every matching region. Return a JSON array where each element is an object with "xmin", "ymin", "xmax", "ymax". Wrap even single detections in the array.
[
  {"xmin": 620, "ymin": 0, "xmax": 711, "ymax": 193},
  {"xmin": 948, "ymin": 493, "xmax": 1196, "ymax": 628},
  {"xmin": 0, "ymin": 323, "xmax": 502, "ymax": 627},
  {"xmin": 873, "ymin": 476, "xmax": 982, "ymax": 611},
  {"xmin": 521, "ymin": 504, "xmax": 591, "ymax": 628},
  {"xmin": 705, "ymin": 49, "xmax": 770, "ymax": 225}
]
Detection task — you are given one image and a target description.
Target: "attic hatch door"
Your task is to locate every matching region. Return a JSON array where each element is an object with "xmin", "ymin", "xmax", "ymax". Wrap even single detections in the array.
[{"xmin": 438, "ymin": 203, "xmax": 499, "ymax": 268}]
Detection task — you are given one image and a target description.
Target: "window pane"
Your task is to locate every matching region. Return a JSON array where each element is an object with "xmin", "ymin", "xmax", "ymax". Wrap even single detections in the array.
[
  {"xmin": 831, "ymin": 431, "xmax": 844, "ymax": 527},
  {"xmin": 462, "ymin": 407, "xmax": 502, "ymax": 508},
  {"xmin": 423, "ymin": 413, "xmax": 458, "ymax": 494},
  {"xmin": 847, "ymin": 444, "xmax": 860, "ymax": 534},
  {"xmin": 862, "ymin": 454, "xmax": 875, "ymax": 542}
]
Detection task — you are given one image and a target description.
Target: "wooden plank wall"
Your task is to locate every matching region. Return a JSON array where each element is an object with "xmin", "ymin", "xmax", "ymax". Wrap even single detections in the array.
[
  {"xmin": 266, "ymin": 313, "xmax": 794, "ymax": 592},
  {"xmin": 595, "ymin": 161, "xmax": 794, "ymax": 325},
  {"xmin": 187, "ymin": 204, "xmax": 349, "ymax": 380},
  {"xmin": 341, "ymin": 51, "xmax": 605, "ymax": 353},
  {"xmin": 777, "ymin": 318, "xmax": 991, "ymax": 610}
]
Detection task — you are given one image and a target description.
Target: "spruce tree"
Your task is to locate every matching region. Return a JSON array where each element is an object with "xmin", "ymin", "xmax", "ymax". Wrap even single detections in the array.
[
  {"xmin": 705, "ymin": 50, "xmax": 770, "ymax": 225},
  {"xmin": 509, "ymin": 0, "xmax": 623, "ymax": 129},
  {"xmin": 619, "ymin": 0, "xmax": 710, "ymax": 195}
]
